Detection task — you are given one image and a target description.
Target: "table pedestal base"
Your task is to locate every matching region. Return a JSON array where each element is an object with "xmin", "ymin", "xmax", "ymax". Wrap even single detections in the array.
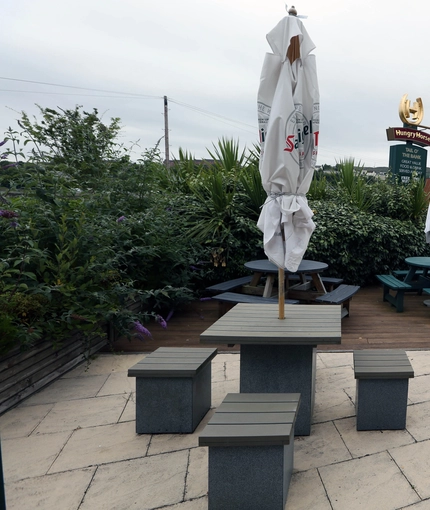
[{"xmin": 240, "ymin": 344, "xmax": 316, "ymax": 435}]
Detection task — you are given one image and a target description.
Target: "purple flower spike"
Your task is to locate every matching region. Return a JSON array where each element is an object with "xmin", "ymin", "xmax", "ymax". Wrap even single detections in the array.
[
  {"xmin": 9, "ymin": 221, "xmax": 18, "ymax": 228},
  {"xmin": 116, "ymin": 215, "xmax": 126, "ymax": 223},
  {"xmin": 156, "ymin": 315, "xmax": 167, "ymax": 329},
  {"xmin": 133, "ymin": 321, "xmax": 152, "ymax": 339},
  {"xmin": 0, "ymin": 140, "xmax": 6, "ymax": 147},
  {"xmin": 200, "ymin": 297, "xmax": 212, "ymax": 301},
  {"xmin": 165, "ymin": 309, "xmax": 175, "ymax": 322},
  {"xmin": 0, "ymin": 210, "xmax": 18, "ymax": 219}
]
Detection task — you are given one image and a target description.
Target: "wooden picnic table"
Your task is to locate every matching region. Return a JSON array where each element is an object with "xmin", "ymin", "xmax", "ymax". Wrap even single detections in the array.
[{"xmin": 244, "ymin": 259, "xmax": 328, "ymax": 300}]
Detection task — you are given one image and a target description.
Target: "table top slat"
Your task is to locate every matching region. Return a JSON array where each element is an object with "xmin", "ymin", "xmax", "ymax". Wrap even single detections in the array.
[
  {"xmin": 199, "ymin": 423, "xmax": 294, "ymax": 447},
  {"xmin": 217, "ymin": 402, "xmax": 300, "ymax": 413},
  {"xmin": 200, "ymin": 304, "xmax": 341, "ymax": 345},
  {"xmin": 223, "ymin": 393, "xmax": 301, "ymax": 404},
  {"xmin": 210, "ymin": 412, "xmax": 297, "ymax": 425}
]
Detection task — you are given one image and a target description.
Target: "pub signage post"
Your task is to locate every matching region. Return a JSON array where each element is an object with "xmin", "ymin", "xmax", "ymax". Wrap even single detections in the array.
[{"xmin": 386, "ymin": 94, "xmax": 429, "ymax": 183}]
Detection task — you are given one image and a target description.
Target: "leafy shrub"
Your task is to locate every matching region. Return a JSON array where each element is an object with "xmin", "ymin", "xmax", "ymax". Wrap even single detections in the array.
[{"xmin": 306, "ymin": 200, "xmax": 430, "ymax": 285}]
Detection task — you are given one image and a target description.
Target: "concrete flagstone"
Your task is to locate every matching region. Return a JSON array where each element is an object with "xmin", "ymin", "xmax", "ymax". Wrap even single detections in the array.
[
  {"xmin": 49, "ymin": 420, "xmax": 150, "ymax": 473},
  {"xmin": 317, "ymin": 351, "xmax": 353, "ymax": 368},
  {"xmin": 294, "ymin": 421, "xmax": 352, "ymax": 471},
  {"xmin": 2, "ymin": 431, "xmax": 71, "ymax": 483},
  {"xmin": 409, "ymin": 374, "xmax": 430, "ymax": 404},
  {"xmin": 20, "ymin": 374, "xmax": 110, "ymax": 405},
  {"xmin": 335, "ymin": 416, "xmax": 415, "ymax": 457},
  {"xmin": 406, "ymin": 350, "xmax": 430, "ymax": 376},
  {"xmin": 4, "ymin": 468, "xmax": 96, "ymax": 510},
  {"xmin": 319, "ymin": 451, "xmax": 420, "ymax": 510},
  {"xmin": 118, "ymin": 393, "xmax": 136, "ymax": 422},
  {"xmin": 313, "ymin": 388, "xmax": 355, "ymax": 423},
  {"xmin": 34, "ymin": 394, "xmax": 129, "ymax": 434},
  {"xmin": 405, "ymin": 401, "xmax": 430, "ymax": 442},
  {"xmin": 285, "ymin": 468, "xmax": 332, "ymax": 510},
  {"xmin": 0, "ymin": 403, "xmax": 53, "ymax": 439},
  {"xmin": 184, "ymin": 447, "xmax": 208, "ymax": 500},
  {"xmin": 79, "ymin": 450, "xmax": 189, "ymax": 510},
  {"xmin": 166, "ymin": 498, "xmax": 208, "ymax": 510},
  {"xmin": 97, "ymin": 371, "xmax": 136, "ymax": 396},
  {"xmin": 390, "ymin": 439, "xmax": 430, "ymax": 499},
  {"xmin": 401, "ymin": 500, "xmax": 430, "ymax": 510},
  {"xmin": 2, "ymin": 350, "xmax": 430, "ymax": 510},
  {"xmin": 62, "ymin": 352, "xmax": 145, "ymax": 378}
]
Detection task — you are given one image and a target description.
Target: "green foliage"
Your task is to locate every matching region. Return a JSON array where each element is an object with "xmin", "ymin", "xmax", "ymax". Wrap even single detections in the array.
[
  {"xmin": 3, "ymin": 105, "xmax": 430, "ymax": 355},
  {"xmin": 14, "ymin": 105, "xmax": 127, "ymax": 187},
  {"xmin": 329, "ymin": 158, "xmax": 373, "ymax": 211},
  {"xmin": 308, "ymin": 169, "xmax": 327, "ymax": 200},
  {"xmin": 306, "ymin": 200, "xmax": 430, "ymax": 285}
]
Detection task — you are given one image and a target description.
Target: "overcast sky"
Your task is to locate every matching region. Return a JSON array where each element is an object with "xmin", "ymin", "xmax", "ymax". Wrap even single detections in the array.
[{"xmin": 2, "ymin": 0, "xmax": 430, "ymax": 167}]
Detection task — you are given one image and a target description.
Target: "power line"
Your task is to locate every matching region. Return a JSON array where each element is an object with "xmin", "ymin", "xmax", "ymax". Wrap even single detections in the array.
[
  {"xmin": 0, "ymin": 89, "xmax": 147, "ymax": 99},
  {"xmin": 0, "ymin": 76, "xmax": 161, "ymax": 99}
]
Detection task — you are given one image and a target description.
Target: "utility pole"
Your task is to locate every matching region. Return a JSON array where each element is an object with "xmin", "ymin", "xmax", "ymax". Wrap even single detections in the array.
[{"xmin": 163, "ymin": 96, "xmax": 170, "ymax": 168}]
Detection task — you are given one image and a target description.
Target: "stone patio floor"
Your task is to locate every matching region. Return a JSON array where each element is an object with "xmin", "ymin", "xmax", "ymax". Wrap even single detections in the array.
[{"xmin": 2, "ymin": 350, "xmax": 430, "ymax": 510}]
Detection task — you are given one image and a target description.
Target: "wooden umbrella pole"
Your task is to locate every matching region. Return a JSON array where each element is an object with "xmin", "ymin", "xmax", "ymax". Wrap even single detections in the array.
[{"xmin": 278, "ymin": 268, "xmax": 285, "ymax": 319}]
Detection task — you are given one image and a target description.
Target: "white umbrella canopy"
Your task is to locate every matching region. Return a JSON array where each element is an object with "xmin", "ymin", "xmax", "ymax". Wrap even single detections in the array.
[{"xmin": 257, "ymin": 12, "xmax": 320, "ymax": 273}]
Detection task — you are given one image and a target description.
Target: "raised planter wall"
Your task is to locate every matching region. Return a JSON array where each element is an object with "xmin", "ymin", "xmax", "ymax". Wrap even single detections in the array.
[{"xmin": 0, "ymin": 333, "xmax": 106, "ymax": 415}]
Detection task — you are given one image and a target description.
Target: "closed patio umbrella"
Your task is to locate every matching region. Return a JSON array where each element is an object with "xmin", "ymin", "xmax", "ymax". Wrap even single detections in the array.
[{"xmin": 257, "ymin": 7, "xmax": 320, "ymax": 317}]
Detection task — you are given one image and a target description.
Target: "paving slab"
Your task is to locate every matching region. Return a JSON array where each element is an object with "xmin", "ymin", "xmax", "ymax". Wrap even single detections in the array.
[
  {"xmin": 185, "ymin": 447, "xmax": 208, "ymax": 500},
  {"xmin": 401, "ymin": 500, "xmax": 430, "ymax": 509},
  {"xmin": 2, "ymin": 350, "xmax": 430, "ymax": 510},
  {"xmin": 335, "ymin": 416, "xmax": 415, "ymax": 457},
  {"xmin": 2, "ymin": 431, "xmax": 71, "ymax": 482},
  {"xmin": 166, "ymin": 498, "xmax": 208, "ymax": 510},
  {"xmin": 0, "ymin": 403, "xmax": 53, "ymax": 439},
  {"xmin": 406, "ymin": 350, "xmax": 430, "ymax": 377},
  {"xmin": 409, "ymin": 374, "xmax": 430, "ymax": 404},
  {"xmin": 318, "ymin": 351, "xmax": 353, "ymax": 368},
  {"xmin": 49, "ymin": 420, "xmax": 150, "ymax": 473},
  {"xmin": 97, "ymin": 371, "xmax": 135, "ymax": 396},
  {"xmin": 63, "ymin": 353, "xmax": 145, "ymax": 377},
  {"xmin": 119, "ymin": 393, "xmax": 136, "ymax": 422},
  {"xmin": 5, "ymin": 468, "xmax": 95, "ymax": 510},
  {"xmin": 294, "ymin": 421, "xmax": 352, "ymax": 471},
  {"xmin": 34, "ymin": 394, "xmax": 129, "ymax": 434},
  {"xmin": 313, "ymin": 388, "xmax": 355, "ymax": 423},
  {"xmin": 390, "ymin": 439, "xmax": 430, "ymax": 499},
  {"xmin": 285, "ymin": 468, "xmax": 332, "ymax": 510},
  {"xmin": 405, "ymin": 401, "xmax": 430, "ymax": 441},
  {"xmin": 79, "ymin": 450, "xmax": 189, "ymax": 510},
  {"xmin": 319, "ymin": 451, "xmax": 420, "ymax": 510},
  {"xmin": 20, "ymin": 374, "xmax": 109, "ymax": 405}
]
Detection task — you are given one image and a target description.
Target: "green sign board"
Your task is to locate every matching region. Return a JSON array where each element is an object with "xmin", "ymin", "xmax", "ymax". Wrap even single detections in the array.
[{"xmin": 389, "ymin": 144, "xmax": 427, "ymax": 183}]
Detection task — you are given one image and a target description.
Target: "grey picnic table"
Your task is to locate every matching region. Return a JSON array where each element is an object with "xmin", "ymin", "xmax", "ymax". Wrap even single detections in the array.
[{"xmin": 200, "ymin": 303, "xmax": 342, "ymax": 435}]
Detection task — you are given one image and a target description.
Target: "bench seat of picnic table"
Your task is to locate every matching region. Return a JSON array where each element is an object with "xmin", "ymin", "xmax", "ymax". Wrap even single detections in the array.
[
  {"xmin": 314, "ymin": 284, "xmax": 360, "ymax": 318},
  {"xmin": 376, "ymin": 274, "xmax": 413, "ymax": 312}
]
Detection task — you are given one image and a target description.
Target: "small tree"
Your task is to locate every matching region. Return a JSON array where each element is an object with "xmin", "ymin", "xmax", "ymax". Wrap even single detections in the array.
[{"xmin": 16, "ymin": 105, "xmax": 126, "ymax": 185}]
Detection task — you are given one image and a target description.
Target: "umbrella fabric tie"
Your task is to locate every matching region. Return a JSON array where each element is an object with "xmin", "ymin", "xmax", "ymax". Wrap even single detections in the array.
[{"xmin": 261, "ymin": 191, "xmax": 305, "ymax": 207}]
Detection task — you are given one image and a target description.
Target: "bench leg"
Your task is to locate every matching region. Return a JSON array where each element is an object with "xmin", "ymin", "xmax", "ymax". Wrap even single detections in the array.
[
  {"xmin": 135, "ymin": 365, "xmax": 212, "ymax": 433},
  {"xmin": 240, "ymin": 344, "xmax": 315, "ymax": 436},
  {"xmin": 207, "ymin": 442, "xmax": 294, "ymax": 510},
  {"xmin": 356, "ymin": 378, "xmax": 409, "ymax": 430},
  {"xmin": 383, "ymin": 287, "xmax": 405, "ymax": 312}
]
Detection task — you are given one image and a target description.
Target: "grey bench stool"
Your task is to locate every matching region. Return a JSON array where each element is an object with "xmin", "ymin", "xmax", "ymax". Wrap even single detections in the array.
[
  {"xmin": 127, "ymin": 347, "xmax": 217, "ymax": 433},
  {"xmin": 353, "ymin": 349, "xmax": 414, "ymax": 430},
  {"xmin": 199, "ymin": 393, "xmax": 300, "ymax": 510}
]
